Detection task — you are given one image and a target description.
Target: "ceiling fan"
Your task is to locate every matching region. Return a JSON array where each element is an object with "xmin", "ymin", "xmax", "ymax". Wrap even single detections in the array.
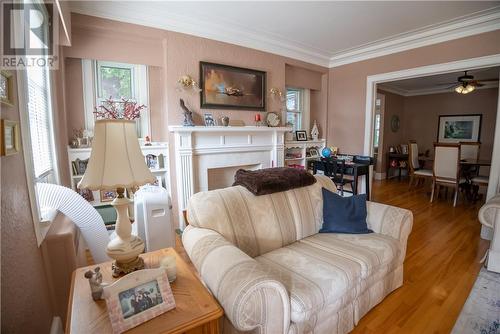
[{"xmin": 446, "ymin": 71, "xmax": 497, "ymax": 95}]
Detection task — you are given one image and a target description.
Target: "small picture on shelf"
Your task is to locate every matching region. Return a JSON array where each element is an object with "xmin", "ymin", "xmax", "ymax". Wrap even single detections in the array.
[
  {"xmin": 295, "ymin": 131, "xmax": 307, "ymax": 141},
  {"xmin": 77, "ymin": 188, "xmax": 94, "ymax": 202},
  {"xmin": 73, "ymin": 158, "xmax": 89, "ymax": 175},
  {"xmin": 146, "ymin": 154, "xmax": 159, "ymax": 169},
  {"xmin": 204, "ymin": 113, "xmax": 216, "ymax": 126},
  {"xmin": 308, "ymin": 148, "xmax": 319, "ymax": 158},
  {"xmin": 100, "ymin": 190, "xmax": 117, "ymax": 202},
  {"xmin": 400, "ymin": 144, "xmax": 408, "ymax": 154}
]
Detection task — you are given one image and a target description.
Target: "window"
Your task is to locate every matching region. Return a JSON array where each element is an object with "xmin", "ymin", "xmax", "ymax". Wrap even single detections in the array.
[
  {"xmin": 83, "ymin": 60, "xmax": 149, "ymax": 137},
  {"xmin": 16, "ymin": 1, "xmax": 59, "ymax": 245},
  {"xmin": 286, "ymin": 88, "xmax": 303, "ymax": 131},
  {"xmin": 26, "ymin": 65, "xmax": 58, "ymax": 183},
  {"xmin": 373, "ymin": 113, "xmax": 381, "ymax": 148}
]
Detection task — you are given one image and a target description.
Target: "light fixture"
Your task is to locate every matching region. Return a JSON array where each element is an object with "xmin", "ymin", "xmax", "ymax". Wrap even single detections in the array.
[
  {"xmin": 454, "ymin": 83, "xmax": 476, "ymax": 94},
  {"xmin": 78, "ymin": 119, "xmax": 155, "ymax": 277}
]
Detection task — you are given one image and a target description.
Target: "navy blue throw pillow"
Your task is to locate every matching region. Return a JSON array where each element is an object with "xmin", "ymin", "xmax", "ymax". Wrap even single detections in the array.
[{"xmin": 320, "ymin": 188, "xmax": 373, "ymax": 234}]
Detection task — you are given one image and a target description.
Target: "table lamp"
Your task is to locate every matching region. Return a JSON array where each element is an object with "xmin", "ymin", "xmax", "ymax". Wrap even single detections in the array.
[{"xmin": 78, "ymin": 119, "xmax": 155, "ymax": 277}]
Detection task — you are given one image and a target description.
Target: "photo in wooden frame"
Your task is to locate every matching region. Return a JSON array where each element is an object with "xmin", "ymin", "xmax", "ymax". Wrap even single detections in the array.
[
  {"xmin": 103, "ymin": 268, "xmax": 175, "ymax": 334},
  {"xmin": 0, "ymin": 71, "xmax": 14, "ymax": 106},
  {"xmin": 1, "ymin": 119, "xmax": 20, "ymax": 156}
]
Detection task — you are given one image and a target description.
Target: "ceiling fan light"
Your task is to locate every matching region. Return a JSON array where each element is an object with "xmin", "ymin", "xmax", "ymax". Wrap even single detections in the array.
[
  {"xmin": 466, "ymin": 84, "xmax": 475, "ymax": 93},
  {"xmin": 455, "ymin": 85, "xmax": 464, "ymax": 94}
]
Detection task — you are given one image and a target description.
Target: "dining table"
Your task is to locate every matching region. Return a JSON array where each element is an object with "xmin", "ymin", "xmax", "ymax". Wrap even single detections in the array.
[{"xmin": 423, "ymin": 158, "xmax": 492, "ymax": 201}]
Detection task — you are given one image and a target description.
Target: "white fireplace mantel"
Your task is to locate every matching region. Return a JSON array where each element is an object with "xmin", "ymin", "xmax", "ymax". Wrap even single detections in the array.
[{"xmin": 169, "ymin": 126, "xmax": 291, "ymax": 227}]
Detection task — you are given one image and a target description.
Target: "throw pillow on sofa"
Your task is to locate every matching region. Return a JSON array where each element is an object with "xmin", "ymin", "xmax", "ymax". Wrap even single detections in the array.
[{"xmin": 320, "ymin": 187, "xmax": 373, "ymax": 234}]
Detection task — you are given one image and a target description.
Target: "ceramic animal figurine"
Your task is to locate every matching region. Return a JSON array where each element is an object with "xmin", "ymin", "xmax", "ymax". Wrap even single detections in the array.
[
  {"xmin": 84, "ymin": 266, "xmax": 105, "ymax": 301},
  {"xmin": 221, "ymin": 116, "xmax": 230, "ymax": 127},
  {"xmin": 180, "ymin": 99, "xmax": 195, "ymax": 127}
]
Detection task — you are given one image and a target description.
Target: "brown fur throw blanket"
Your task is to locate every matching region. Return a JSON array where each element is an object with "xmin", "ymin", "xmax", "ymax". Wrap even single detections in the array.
[{"xmin": 233, "ymin": 167, "xmax": 317, "ymax": 196}]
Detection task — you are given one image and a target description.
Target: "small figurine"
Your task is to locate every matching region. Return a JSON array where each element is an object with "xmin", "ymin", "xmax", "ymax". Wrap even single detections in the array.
[
  {"xmin": 145, "ymin": 135, "xmax": 152, "ymax": 146},
  {"xmin": 311, "ymin": 120, "xmax": 319, "ymax": 141},
  {"xmin": 180, "ymin": 99, "xmax": 195, "ymax": 127},
  {"xmin": 221, "ymin": 116, "xmax": 230, "ymax": 127},
  {"xmin": 84, "ymin": 266, "xmax": 106, "ymax": 301}
]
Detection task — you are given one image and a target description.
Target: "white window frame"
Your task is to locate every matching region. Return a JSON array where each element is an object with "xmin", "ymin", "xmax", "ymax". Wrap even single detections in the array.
[
  {"xmin": 286, "ymin": 87, "xmax": 310, "ymax": 133},
  {"xmin": 15, "ymin": 2, "xmax": 60, "ymax": 246},
  {"xmin": 82, "ymin": 60, "xmax": 150, "ymax": 137}
]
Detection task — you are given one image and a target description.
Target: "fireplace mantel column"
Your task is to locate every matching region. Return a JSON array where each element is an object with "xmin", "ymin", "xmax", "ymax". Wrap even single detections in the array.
[{"xmin": 173, "ymin": 130, "xmax": 194, "ymax": 227}]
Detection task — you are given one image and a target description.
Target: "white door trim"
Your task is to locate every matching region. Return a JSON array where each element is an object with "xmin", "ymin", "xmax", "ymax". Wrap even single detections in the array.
[{"xmin": 364, "ymin": 54, "xmax": 500, "ymax": 199}]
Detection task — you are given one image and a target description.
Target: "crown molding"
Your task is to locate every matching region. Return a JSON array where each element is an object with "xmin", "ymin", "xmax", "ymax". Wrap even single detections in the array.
[
  {"xmin": 329, "ymin": 7, "xmax": 500, "ymax": 68},
  {"xmin": 379, "ymin": 81, "xmax": 498, "ymax": 97},
  {"xmin": 70, "ymin": 3, "xmax": 500, "ymax": 69},
  {"xmin": 69, "ymin": 2, "xmax": 331, "ymax": 67}
]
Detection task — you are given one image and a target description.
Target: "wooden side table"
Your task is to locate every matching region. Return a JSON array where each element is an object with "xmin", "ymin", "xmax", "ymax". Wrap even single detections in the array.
[{"xmin": 66, "ymin": 248, "xmax": 223, "ymax": 334}]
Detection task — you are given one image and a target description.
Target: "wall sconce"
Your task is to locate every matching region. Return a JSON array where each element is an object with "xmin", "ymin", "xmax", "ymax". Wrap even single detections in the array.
[
  {"xmin": 176, "ymin": 75, "xmax": 201, "ymax": 93},
  {"xmin": 269, "ymin": 87, "xmax": 284, "ymax": 99}
]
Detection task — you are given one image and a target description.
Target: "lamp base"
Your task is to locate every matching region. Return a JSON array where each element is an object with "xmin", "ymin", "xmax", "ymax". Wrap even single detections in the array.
[{"xmin": 111, "ymin": 256, "xmax": 145, "ymax": 277}]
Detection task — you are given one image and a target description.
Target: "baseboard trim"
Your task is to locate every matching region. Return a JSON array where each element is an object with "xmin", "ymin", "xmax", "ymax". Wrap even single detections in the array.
[
  {"xmin": 374, "ymin": 172, "xmax": 386, "ymax": 180},
  {"xmin": 50, "ymin": 317, "xmax": 64, "ymax": 334}
]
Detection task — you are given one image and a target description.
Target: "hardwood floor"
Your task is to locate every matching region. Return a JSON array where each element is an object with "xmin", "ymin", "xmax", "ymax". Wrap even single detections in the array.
[{"xmin": 350, "ymin": 178, "xmax": 489, "ymax": 334}]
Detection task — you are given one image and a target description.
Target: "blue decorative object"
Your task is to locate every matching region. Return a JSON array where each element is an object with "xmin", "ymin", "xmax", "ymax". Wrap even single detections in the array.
[
  {"xmin": 321, "ymin": 147, "xmax": 332, "ymax": 158},
  {"xmin": 319, "ymin": 188, "xmax": 373, "ymax": 234}
]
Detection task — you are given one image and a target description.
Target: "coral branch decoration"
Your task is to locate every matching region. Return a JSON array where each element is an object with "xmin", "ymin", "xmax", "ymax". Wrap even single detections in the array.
[{"xmin": 94, "ymin": 97, "xmax": 146, "ymax": 120}]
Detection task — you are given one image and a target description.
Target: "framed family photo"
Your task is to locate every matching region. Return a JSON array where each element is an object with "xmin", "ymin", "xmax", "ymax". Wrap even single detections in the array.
[
  {"xmin": 103, "ymin": 268, "xmax": 175, "ymax": 334},
  {"xmin": 200, "ymin": 62, "xmax": 266, "ymax": 111},
  {"xmin": 437, "ymin": 114, "xmax": 482, "ymax": 143},
  {"xmin": 1, "ymin": 119, "xmax": 20, "ymax": 156}
]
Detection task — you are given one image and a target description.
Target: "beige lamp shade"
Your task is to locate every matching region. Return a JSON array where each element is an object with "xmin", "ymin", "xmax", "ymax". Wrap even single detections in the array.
[{"xmin": 78, "ymin": 119, "xmax": 155, "ymax": 190}]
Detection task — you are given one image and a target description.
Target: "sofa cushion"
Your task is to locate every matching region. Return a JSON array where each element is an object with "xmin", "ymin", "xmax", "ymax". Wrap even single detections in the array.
[
  {"xmin": 320, "ymin": 189, "xmax": 373, "ymax": 234},
  {"xmin": 255, "ymin": 232, "xmax": 401, "ymax": 323},
  {"xmin": 187, "ymin": 174, "xmax": 337, "ymax": 257}
]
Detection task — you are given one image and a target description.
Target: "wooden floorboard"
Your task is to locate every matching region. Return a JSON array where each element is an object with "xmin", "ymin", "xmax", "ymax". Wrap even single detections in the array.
[{"xmin": 350, "ymin": 178, "xmax": 488, "ymax": 334}]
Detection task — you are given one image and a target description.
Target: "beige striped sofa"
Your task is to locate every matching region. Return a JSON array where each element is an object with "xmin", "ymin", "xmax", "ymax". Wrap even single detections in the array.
[{"xmin": 182, "ymin": 175, "xmax": 413, "ymax": 334}]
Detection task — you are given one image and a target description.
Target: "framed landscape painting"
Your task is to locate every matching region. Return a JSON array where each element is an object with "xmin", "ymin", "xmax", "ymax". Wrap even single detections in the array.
[
  {"xmin": 437, "ymin": 114, "xmax": 482, "ymax": 143},
  {"xmin": 200, "ymin": 62, "xmax": 266, "ymax": 111}
]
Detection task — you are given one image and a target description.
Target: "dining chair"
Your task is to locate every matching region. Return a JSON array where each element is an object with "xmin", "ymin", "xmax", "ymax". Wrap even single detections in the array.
[
  {"xmin": 408, "ymin": 140, "xmax": 432, "ymax": 187},
  {"xmin": 460, "ymin": 141, "xmax": 481, "ymax": 160},
  {"xmin": 322, "ymin": 158, "xmax": 353, "ymax": 196},
  {"xmin": 431, "ymin": 142, "xmax": 464, "ymax": 207}
]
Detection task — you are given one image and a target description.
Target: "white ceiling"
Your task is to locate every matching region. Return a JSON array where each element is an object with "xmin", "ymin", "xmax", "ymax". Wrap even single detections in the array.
[
  {"xmin": 379, "ymin": 67, "xmax": 500, "ymax": 96},
  {"xmin": 69, "ymin": 1, "xmax": 500, "ymax": 67}
]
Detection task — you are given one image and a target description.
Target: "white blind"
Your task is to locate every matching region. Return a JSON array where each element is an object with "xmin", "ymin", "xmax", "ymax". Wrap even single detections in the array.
[{"xmin": 26, "ymin": 64, "xmax": 54, "ymax": 178}]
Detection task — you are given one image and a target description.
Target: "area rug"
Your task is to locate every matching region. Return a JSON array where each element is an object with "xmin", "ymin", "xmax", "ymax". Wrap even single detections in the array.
[{"xmin": 452, "ymin": 267, "xmax": 500, "ymax": 334}]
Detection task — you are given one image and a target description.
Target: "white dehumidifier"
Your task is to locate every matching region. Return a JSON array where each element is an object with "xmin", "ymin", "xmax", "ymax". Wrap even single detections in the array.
[{"xmin": 134, "ymin": 186, "xmax": 175, "ymax": 252}]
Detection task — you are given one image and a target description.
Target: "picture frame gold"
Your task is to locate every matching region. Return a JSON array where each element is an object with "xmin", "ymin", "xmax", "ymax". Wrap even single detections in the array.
[
  {"xmin": 0, "ymin": 71, "xmax": 14, "ymax": 107},
  {"xmin": 1, "ymin": 119, "xmax": 20, "ymax": 156}
]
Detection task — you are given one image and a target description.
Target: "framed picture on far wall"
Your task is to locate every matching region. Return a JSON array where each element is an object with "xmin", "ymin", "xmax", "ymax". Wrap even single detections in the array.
[
  {"xmin": 437, "ymin": 114, "xmax": 482, "ymax": 143},
  {"xmin": 103, "ymin": 268, "xmax": 175, "ymax": 334},
  {"xmin": 200, "ymin": 62, "xmax": 266, "ymax": 111}
]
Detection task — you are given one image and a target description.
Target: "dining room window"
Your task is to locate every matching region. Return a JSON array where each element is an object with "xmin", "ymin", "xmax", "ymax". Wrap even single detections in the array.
[{"xmin": 286, "ymin": 88, "xmax": 304, "ymax": 132}]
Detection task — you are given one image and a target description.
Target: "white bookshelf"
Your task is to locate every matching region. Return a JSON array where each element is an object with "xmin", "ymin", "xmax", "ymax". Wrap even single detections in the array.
[
  {"xmin": 68, "ymin": 143, "xmax": 169, "ymax": 207},
  {"xmin": 284, "ymin": 139, "xmax": 326, "ymax": 170}
]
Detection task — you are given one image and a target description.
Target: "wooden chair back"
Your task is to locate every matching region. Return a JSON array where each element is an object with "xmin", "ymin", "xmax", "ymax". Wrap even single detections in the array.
[
  {"xmin": 408, "ymin": 140, "xmax": 420, "ymax": 172},
  {"xmin": 459, "ymin": 141, "xmax": 480, "ymax": 160},
  {"xmin": 433, "ymin": 143, "xmax": 460, "ymax": 183}
]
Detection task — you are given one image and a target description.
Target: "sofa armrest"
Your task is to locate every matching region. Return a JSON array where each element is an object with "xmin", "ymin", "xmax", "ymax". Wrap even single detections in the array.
[
  {"xmin": 366, "ymin": 201, "xmax": 413, "ymax": 259},
  {"xmin": 182, "ymin": 225, "xmax": 290, "ymax": 334}
]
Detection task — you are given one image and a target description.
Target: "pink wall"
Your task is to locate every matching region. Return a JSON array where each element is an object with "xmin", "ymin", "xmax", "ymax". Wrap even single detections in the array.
[
  {"xmin": 1, "ymin": 73, "xmax": 54, "ymax": 333},
  {"xmin": 403, "ymin": 88, "xmax": 498, "ymax": 160},
  {"xmin": 328, "ymin": 30, "xmax": 500, "ymax": 154}
]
